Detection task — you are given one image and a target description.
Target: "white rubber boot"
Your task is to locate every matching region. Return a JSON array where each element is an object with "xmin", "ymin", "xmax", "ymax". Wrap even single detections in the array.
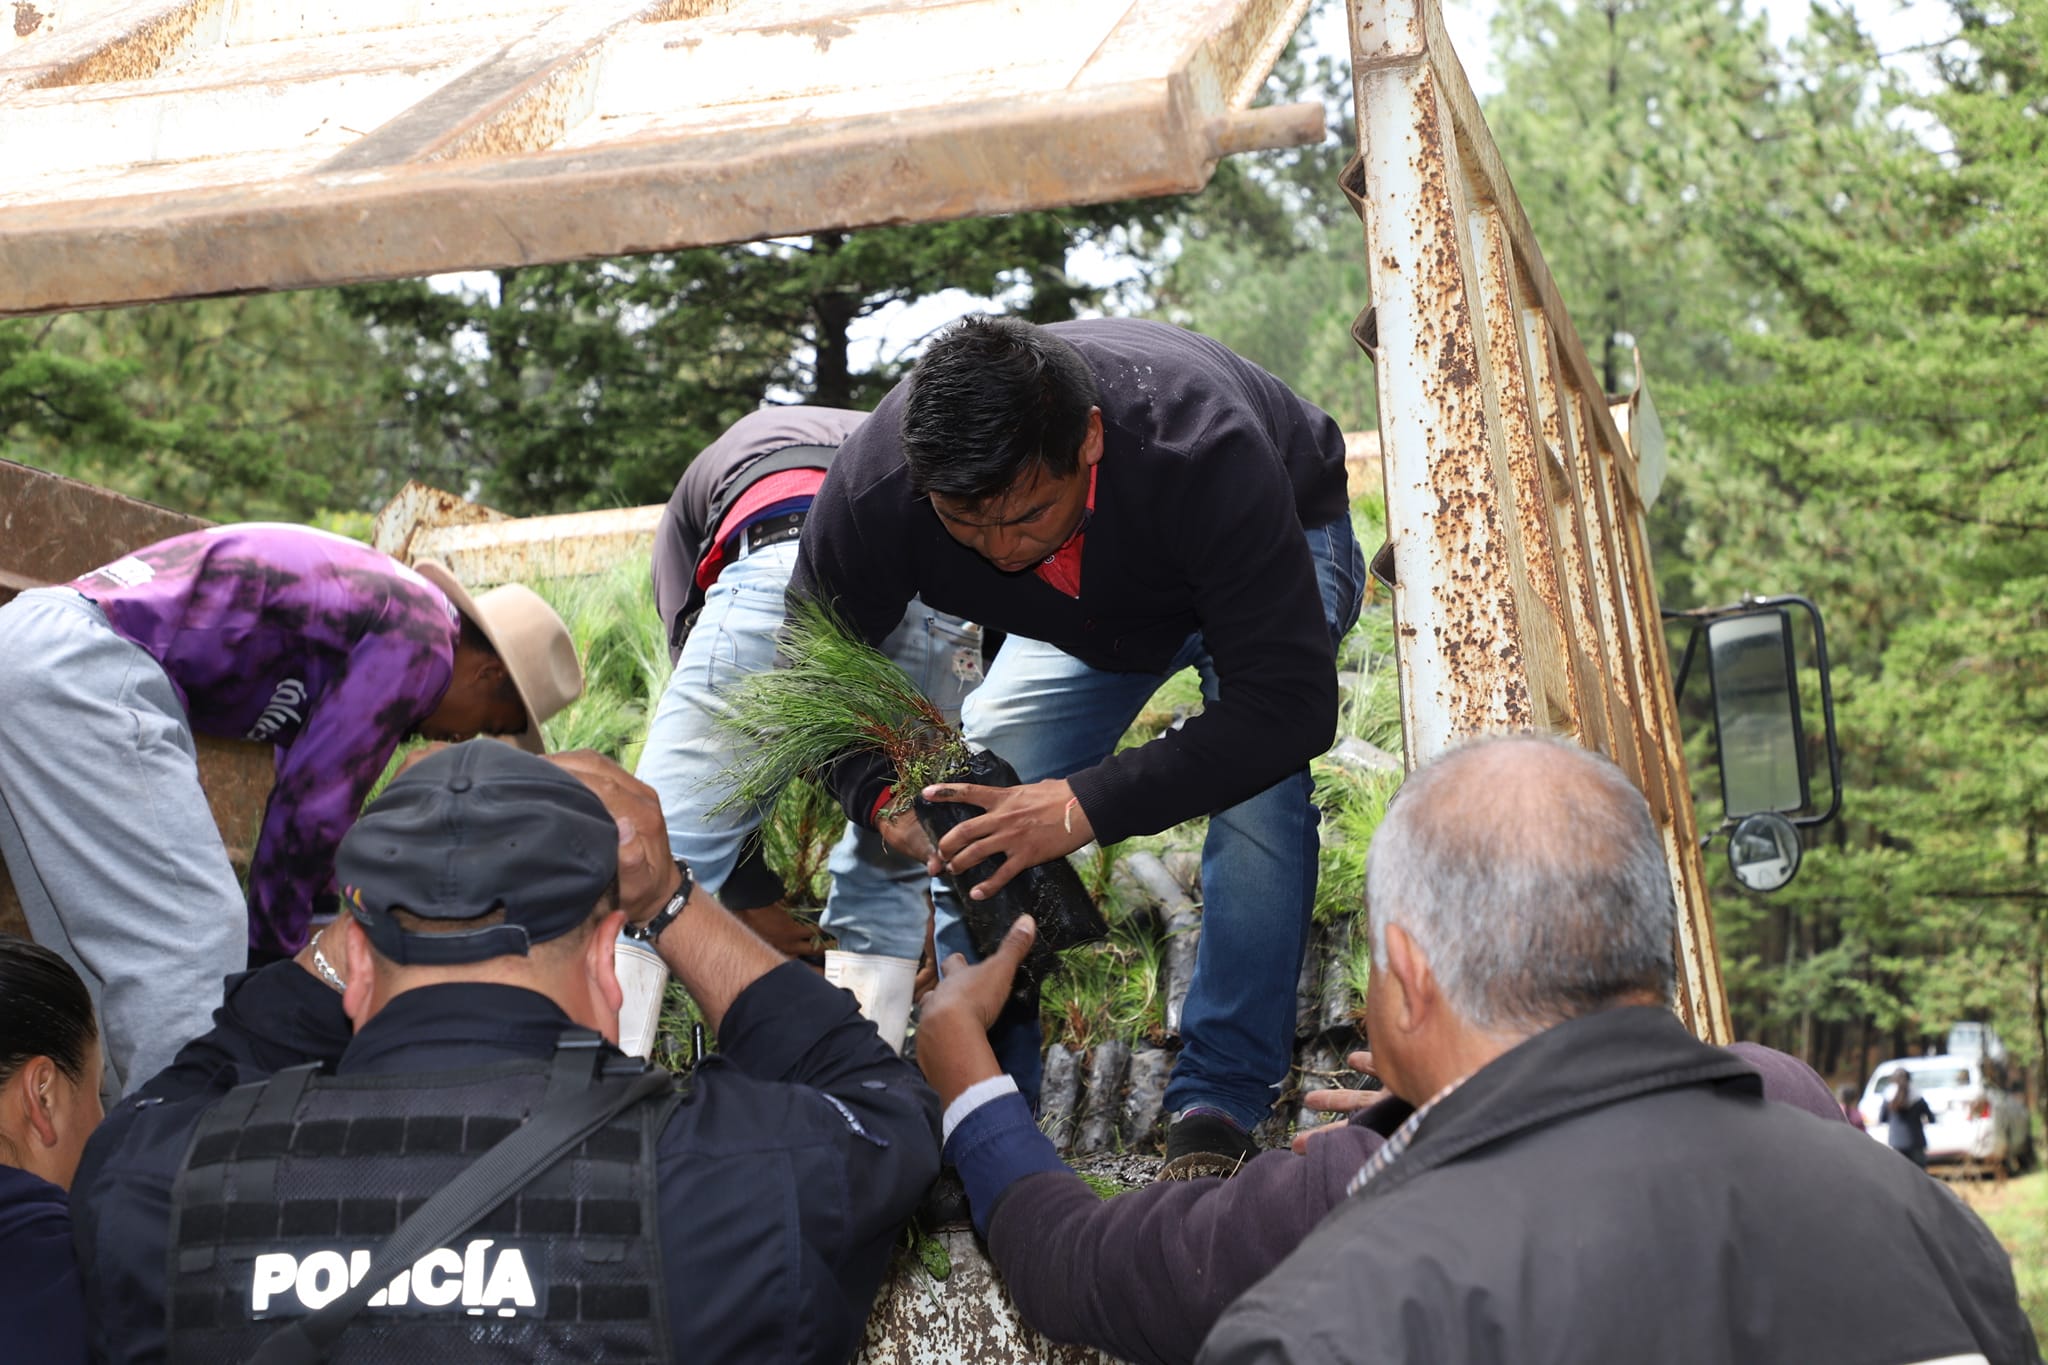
[{"xmin": 823, "ymin": 950, "xmax": 918, "ymax": 1053}]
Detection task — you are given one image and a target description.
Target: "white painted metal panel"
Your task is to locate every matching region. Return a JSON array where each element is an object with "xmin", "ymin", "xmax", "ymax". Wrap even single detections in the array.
[
  {"xmin": 1342, "ymin": 0, "xmax": 1728, "ymax": 1041},
  {"xmin": 0, "ymin": 0, "xmax": 1320, "ymax": 314}
]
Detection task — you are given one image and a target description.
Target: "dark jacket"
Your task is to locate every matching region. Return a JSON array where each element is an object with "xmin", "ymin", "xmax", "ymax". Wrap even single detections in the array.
[
  {"xmin": 1199, "ymin": 1008, "xmax": 2040, "ymax": 1365},
  {"xmin": 789, "ymin": 318, "xmax": 1349, "ymax": 843},
  {"xmin": 652, "ymin": 405, "xmax": 865, "ymax": 658},
  {"xmin": 1881, "ymin": 1093, "xmax": 1935, "ymax": 1153},
  {"xmin": 984, "ymin": 1111, "xmax": 1392, "ymax": 1365},
  {"xmin": 71, "ymin": 959, "xmax": 941, "ymax": 1364},
  {"xmin": 966, "ymin": 1043, "xmax": 1843, "ymax": 1365},
  {"xmin": 0, "ymin": 1164, "xmax": 87, "ymax": 1363}
]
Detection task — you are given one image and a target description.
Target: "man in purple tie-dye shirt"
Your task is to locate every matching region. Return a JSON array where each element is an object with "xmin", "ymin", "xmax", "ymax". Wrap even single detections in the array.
[{"xmin": 0, "ymin": 524, "xmax": 582, "ymax": 1093}]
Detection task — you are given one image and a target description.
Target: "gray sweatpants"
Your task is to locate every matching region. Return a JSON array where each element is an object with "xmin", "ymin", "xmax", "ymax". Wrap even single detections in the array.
[{"xmin": 0, "ymin": 589, "xmax": 246, "ymax": 1095}]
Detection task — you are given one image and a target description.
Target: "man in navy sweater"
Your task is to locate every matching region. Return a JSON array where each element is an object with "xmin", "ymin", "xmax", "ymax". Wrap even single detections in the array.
[{"xmin": 791, "ymin": 315, "xmax": 1364, "ymax": 1170}]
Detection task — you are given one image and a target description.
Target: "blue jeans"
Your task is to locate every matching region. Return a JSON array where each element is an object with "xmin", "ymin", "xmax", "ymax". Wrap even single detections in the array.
[
  {"xmin": 636, "ymin": 541, "xmax": 981, "ymax": 960},
  {"xmin": 944, "ymin": 515, "xmax": 1366, "ymax": 1131}
]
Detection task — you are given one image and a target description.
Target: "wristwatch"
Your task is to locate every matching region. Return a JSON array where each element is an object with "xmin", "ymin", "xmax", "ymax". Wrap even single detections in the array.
[{"xmin": 625, "ymin": 858, "xmax": 695, "ymax": 946}]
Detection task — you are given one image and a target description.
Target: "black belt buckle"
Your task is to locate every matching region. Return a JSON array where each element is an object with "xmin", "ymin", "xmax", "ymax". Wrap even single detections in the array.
[{"xmin": 741, "ymin": 510, "xmax": 808, "ymax": 556}]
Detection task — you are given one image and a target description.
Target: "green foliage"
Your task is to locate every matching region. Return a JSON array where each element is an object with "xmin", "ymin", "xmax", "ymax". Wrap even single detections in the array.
[
  {"xmin": 1311, "ymin": 766, "xmax": 1400, "ymax": 924},
  {"xmin": 1077, "ymin": 1171, "xmax": 1133, "ymax": 1199},
  {"xmin": 1147, "ymin": 2, "xmax": 1378, "ymax": 430},
  {"xmin": 650, "ymin": 980, "xmax": 710, "ymax": 1077},
  {"xmin": 760, "ymin": 779, "xmax": 845, "ymax": 910},
  {"xmin": 1964, "ymin": 1172, "xmax": 2048, "ymax": 1351},
  {"xmin": 1152, "ymin": 235, "xmax": 1378, "ymax": 431},
  {"xmin": 1484, "ymin": 0, "xmax": 1804, "ymax": 393},
  {"xmin": 531, "ymin": 563, "xmax": 673, "ymax": 770},
  {"xmin": 1651, "ymin": 0, "xmax": 2048, "ymax": 1103},
  {"xmin": 342, "ymin": 206, "xmax": 1166, "ymax": 514},
  {"xmin": 712, "ymin": 599, "xmax": 965, "ymax": 821},
  {"xmin": 1335, "ymin": 603, "xmax": 1402, "ymax": 753},
  {"xmin": 3, "ymin": 292, "xmax": 410, "ymax": 520},
  {"xmin": 912, "ymin": 1231, "xmax": 952, "ymax": 1282},
  {"xmin": 1041, "ymin": 907, "xmax": 1171, "ymax": 1051}
]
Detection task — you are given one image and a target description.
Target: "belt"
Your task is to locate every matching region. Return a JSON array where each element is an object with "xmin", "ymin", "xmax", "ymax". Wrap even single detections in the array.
[{"xmin": 732, "ymin": 509, "xmax": 807, "ymax": 561}]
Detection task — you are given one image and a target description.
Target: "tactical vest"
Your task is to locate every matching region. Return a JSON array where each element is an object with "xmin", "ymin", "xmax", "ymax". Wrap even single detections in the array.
[{"xmin": 166, "ymin": 1037, "xmax": 681, "ymax": 1364}]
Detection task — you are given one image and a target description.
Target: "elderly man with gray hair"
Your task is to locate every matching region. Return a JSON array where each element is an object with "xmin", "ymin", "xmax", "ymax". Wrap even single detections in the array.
[{"xmin": 1199, "ymin": 734, "xmax": 2036, "ymax": 1365}]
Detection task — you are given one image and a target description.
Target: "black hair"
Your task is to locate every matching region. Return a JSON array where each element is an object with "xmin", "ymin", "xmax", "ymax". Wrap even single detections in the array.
[
  {"xmin": 901, "ymin": 315, "xmax": 1100, "ymax": 502},
  {"xmin": 457, "ymin": 612, "xmax": 497, "ymax": 657},
  {"xmin": 0, "ymin": 935, "xmax": 97, "ymax": 1087}
]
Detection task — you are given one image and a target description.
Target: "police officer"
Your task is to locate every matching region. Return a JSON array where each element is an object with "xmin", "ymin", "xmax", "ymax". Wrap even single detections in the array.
[{"xmin": 69, "ymin": 740, "xmax": 941, "ymax": 1363}]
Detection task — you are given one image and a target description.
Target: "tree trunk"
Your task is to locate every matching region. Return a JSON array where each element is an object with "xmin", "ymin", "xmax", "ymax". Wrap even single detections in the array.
[
  {"xmin": 809, "ymin": 232, "xmax": 857, "ymax": 409},
  {"xmin": 2030, "ymin": 924, "xmax": 2045, "ymax": 1137}
]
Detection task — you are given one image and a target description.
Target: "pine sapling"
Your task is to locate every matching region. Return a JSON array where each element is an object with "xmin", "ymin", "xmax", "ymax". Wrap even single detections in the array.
[{"xmin": 712, "ymin": 598, "xmax": 968, "ymax": 820}]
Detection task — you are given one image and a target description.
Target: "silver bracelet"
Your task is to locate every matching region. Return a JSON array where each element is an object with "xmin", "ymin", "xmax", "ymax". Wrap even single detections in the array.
[{"xmin": 310, "ymin": 930, "xmax": 347, "ymax": 993}]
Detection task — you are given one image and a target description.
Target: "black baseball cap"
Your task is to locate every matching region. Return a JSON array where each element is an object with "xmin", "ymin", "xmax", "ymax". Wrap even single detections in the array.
[{"xmin": 337, "ymin": 739, "xmax": 619, "ymax": 965}]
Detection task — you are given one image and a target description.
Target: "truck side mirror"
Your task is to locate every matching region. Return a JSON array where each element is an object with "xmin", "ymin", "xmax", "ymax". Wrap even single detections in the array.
[
  {"xmin": 1668, "ymin": 595, "xmax": 1842, "ymax": 893},
  {"xmin": 1705, "ymin": 609, "xmax": 1808, "ymax": 819}
]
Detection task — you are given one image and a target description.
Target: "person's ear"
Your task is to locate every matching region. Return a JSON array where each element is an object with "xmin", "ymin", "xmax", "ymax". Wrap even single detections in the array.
[
  {"xmin": 21, "ymin": 1056, "xmax": 61, "ymax": 1150},
  {"xmin": 1080, "ymin": 407, "xmax": 1105, "ymax": 469},
  {"xmin": 588, "ymin": 911, "xmax": 627, "ymax": 1047},
  {"xmin": 341, "ymin": 917, "xmax": 377, "ymax": 1026},
  {"xmin": 1384, "ymin": 922, "xmax": 1434, "ymax": 1034}
]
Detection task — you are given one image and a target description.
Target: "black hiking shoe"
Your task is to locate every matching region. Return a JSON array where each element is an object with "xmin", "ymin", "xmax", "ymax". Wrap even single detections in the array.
[{"xmin": 1158, "ymin": 1107, "xmax": 1260, "ymax": 1181}]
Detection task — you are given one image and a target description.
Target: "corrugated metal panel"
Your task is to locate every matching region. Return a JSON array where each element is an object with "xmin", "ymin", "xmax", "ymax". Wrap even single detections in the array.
[
  {"xmin": 1341, "ymin": 0, "xmax": 1728, "ymax": 1041},
  {"xmin": 0, "ymin": 0, "xmax": 1323, "ymax": 314}
]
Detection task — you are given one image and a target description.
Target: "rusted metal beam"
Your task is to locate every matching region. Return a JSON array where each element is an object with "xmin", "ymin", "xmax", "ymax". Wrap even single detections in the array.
[
  {"xmin": 0, "ymin": 0, "xmax": 224, "ymax": 94},
  {"xmin": 371, "ymin": 481, "xmax": 661, "ymax": 585},
  {"xmin": 368, "ymin": 480, "xmax": 513, "ymax": 567},
  {"xmin": 1342, "ymin": 0, "xmax": 1728, "ymax": 1041},
  {"xmin": 0, "ymin": 458, "xmax": 203, "ymax": 589}
]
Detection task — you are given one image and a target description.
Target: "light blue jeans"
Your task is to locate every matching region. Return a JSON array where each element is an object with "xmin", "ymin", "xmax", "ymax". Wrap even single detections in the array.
[
  {"xmin": 636, "ymin": 541, "xmax": 981, "ymax": 960},
  {"xmin": 942, "ymin": 515, "xmax": 1367, "ymax": 1130}
]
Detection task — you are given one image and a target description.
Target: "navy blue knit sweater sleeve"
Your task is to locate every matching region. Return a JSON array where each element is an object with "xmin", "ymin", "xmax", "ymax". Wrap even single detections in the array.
[{"xmin": 0, "ymin": 1166, "xmax": 87, "ymax": 1364}]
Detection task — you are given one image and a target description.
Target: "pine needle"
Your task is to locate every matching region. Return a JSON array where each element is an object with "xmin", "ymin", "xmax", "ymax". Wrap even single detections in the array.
[{"xmin": 712, "ymin": 598, "xmax": 966, "ymax": 820}]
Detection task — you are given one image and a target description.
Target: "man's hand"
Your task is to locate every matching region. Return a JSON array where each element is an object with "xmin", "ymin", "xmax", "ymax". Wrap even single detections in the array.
[
  {"xmin": 921, "ymin": 778, "xmax": 1091, "ymax": 899},
  {"xmin": 914, "ymin": 914, "xmax": 1036, "ymax": 1107},
  {"xmin": 733, "ymin": 903, "xmax": 823, "ymax": 960},
  {"xmin": 1290, "ymin": 1050, "xmax": 1389, "ymax": 1154},
  {"xmin": 544, "ymin": 749, "xmax": 683, "ymax": 925},
  {"xmin": 877, "ymin": 808, "xmax": 938, "ymax": 869}
]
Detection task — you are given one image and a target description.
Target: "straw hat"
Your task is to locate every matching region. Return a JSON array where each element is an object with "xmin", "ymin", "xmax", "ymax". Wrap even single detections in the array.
[{"xmin": 415, "ymin": 561, "xmax": 582, "ymax": 754}]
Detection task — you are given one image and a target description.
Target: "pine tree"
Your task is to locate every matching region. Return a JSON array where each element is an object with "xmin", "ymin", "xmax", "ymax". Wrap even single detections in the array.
[{"xmin": 1677, "ymin": 0, "xmax": 2048, "ymax": 1115}]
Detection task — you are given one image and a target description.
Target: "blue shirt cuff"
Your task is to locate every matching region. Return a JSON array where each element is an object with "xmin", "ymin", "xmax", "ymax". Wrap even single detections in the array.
[{"xmin": 941, "ymin": 1090, "xmax": 1070, "ymax": 1239}]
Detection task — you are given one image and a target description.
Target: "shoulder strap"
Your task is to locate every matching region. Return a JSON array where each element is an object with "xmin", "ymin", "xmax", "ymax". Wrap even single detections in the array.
[
  {"xmin": 250, "ymin": 1035, "xmax": 674, "ymax": 1365},
  {"xmin": 699, "ymin": 442, "xmax": 837, "ymax": 558}
]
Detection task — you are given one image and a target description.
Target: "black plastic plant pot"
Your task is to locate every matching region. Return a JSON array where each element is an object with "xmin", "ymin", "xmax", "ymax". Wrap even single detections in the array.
[{"xmin": 914, "ymin": 748, "xmax": 1109, "ymax": 992}]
